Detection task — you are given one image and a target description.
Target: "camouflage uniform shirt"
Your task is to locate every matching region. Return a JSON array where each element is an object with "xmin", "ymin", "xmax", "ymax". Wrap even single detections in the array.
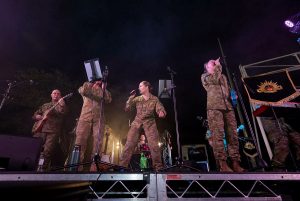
[
  {"xmin": 78, "ymin": 82, "xmax": 112, "ymax": 122},
  {"xmin": 201, "ymin": 67, "xmax": 233, "ymax": 111},
  {"xmin": 32, "ymin": 101, "xmax": 66, "ymax": 133},
  {"xmin": 125, "ymin": 94, "xmax": 166, "ymax": 127}
]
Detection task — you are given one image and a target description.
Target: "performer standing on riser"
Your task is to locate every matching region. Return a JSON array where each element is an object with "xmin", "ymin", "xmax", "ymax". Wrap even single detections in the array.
[
  {"xmin": 201, "ymin": 58, "xmax": 245, "ymax": 172},
  {"xmin": 120, "ymin": 81, "xmax": 166, "ymax": 172},
  {"xmin": 74, "ymin": 79, "xmax": 112, "ymax": 171},
  {"xmin": 32, "ymin": 89, "xmax": 67, "ymax": 171}
]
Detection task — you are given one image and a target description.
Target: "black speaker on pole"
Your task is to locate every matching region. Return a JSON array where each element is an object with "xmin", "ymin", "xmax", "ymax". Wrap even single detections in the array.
[{"xmin": 0, "ymin": 134, "xmax": 42, "ymax": 171}]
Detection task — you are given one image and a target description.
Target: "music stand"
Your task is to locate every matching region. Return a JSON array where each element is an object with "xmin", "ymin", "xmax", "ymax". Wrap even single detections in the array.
[
  {"xmin": 84, "ymin": 58, "xmax": 103, "ymax": 82},
  {"xmin": 158, "ymin": 80, "xmax": 172, "ymax": 99},
  {"xmin": 159, "ymin": 67, "xmax": 201, "ymax": 172}
]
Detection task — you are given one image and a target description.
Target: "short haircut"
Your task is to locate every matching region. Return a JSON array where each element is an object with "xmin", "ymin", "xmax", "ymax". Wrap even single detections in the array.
[{"xmin": 141, "ymin": 81, "xmax": 153, "ymax": 92}]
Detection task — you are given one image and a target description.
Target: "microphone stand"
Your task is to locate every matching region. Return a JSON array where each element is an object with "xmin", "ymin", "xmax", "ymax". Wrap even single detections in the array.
[
  {"xmin": 169, "ymin": 67, "xmax": 181, "ymax": 163},
  {"xmin": 0, "ymin": 80, "xmax": 30, "ymax": 113},
  {"xmin": 161, "ymin": 67, "xmax": 201, "ymax": 172},
  {"xmin": 0, "ymin": 82, "xmax": 13, "ymax": 113},
  {"xmin": 217, "ymin": 38, "xmax": 267, "ymax": 170},
  {"xmin": 93, "ymin": 66, "xmax": 109, "ymax": 171}
]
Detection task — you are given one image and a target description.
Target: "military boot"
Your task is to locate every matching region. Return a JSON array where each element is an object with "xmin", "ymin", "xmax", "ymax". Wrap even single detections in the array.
[
  {"xmin": 218, "ymin": 160, "xmax": 233, "ymax": 172},
  {"xmin": 271, "ymin": 160, "xmax": 286, "ymax": 172},
  {"xmin": 232, "ymin": 161, "xmax": 246, "ymax": 172},
  {"xmin": 89, "ymin": 163, "xmax": 98, "ymax": 172}
]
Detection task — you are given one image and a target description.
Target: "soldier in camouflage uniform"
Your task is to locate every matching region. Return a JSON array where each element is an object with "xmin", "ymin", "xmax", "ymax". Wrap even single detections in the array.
[
  {"xmin": 201, "ymin": 58, "xmax": 245, "ymax": 172},
  {"xmin": 75, "ymin": 80, "xmax": 112, "ymax": 171},
  {"xmin": 32, "ymin": 89, "xmax": 67, "ymax": 171},
  {"xmin": 260, "ymin": 116, "xmax": 300, "ymax": 171},
  {"xmin": 120, "ymin": 81, "xmax": 166, "ymax": 171}
]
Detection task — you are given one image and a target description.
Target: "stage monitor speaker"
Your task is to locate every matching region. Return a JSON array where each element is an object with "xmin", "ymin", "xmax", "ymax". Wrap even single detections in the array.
[
  {"xmin": 182, "ymin": 144, "xmax": 210, "ymax": 172},
  {"xmin": 0, "ymin": 134, "xmax": 42, "ymax": 171}
]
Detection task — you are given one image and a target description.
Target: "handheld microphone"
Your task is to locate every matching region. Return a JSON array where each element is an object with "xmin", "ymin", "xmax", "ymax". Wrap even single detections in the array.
[
  {"xmin": 196, "ymin": 116, "xmax": 203, "ymax": 121},
  {"xmin": 130, "ymin": 89, "xmax": 137, "ymax": 96}
]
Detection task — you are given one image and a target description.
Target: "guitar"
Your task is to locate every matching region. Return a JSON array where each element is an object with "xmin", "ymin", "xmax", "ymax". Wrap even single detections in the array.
[
  {"xmin": 32, "ymin": 93, "xmax": 73, "ymax": 133},
  {"xmin": 101, "ymin": 128, "xmax": 111, "ymax": 163}
]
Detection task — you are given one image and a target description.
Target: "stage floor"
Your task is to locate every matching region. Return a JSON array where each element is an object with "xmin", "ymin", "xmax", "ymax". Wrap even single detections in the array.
[{"xmin": 0, "ymin": 171, "xmax": 300, "ymax": 201}]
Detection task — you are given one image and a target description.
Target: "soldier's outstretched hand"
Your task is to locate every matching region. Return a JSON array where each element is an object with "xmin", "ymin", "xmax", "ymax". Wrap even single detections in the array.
[{"xmin": 158, "ymin": 111, "xmax": 166, "ymax": 118}]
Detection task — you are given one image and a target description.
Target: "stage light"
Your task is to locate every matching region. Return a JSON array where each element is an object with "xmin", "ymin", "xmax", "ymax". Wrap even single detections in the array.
[
  {"xmin": 285, "ymin": 20, "xmax": 294, "ymax": 28},
  {"xmin": 285, "ymin": 11, "xmax": 300, "ymax": 34}
]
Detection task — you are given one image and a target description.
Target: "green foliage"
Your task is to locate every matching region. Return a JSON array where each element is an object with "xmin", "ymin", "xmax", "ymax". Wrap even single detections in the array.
[
  {"xmin": 0, "ymin": 68, "xmax": 80, "ymax": 135},
  {"xmin": 11, "ymin": 68, "xmax": 76, "ymax": 109}
]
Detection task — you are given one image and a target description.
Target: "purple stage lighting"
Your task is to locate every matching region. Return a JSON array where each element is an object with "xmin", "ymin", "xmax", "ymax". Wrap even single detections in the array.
[
  {"xmin": 285, "ymin": 20, "xmax": 294, "ymax": 28},
  {"xmin": 285, "ymin": 11, "xmax": 300, "ymax": 34}
]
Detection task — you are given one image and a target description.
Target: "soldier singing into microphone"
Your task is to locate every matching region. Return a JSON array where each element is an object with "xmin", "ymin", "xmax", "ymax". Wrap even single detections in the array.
[
  {"xmin": 119, "ymin": 81, "xmax": 166, "ymax": 171},
  {"xmin": 201, "ymin": 58, "xmax": 245, "ymax": 172}
]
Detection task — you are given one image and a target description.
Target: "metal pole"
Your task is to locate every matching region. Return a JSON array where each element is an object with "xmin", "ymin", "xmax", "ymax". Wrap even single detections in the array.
[
  {"xmin": 94, "ymin": 66, "xmax": 109, "ymax": 170},
  {"xmin": 168, "ymin": 67, "xmax": 182, "ymax": 161},
  {"xmin": 0, "ymin": 83, "xmax": 12, "ymax": 112},
  {"xmin": 217, "ymin": 38, "xmax": 248, "ymax": 137}
]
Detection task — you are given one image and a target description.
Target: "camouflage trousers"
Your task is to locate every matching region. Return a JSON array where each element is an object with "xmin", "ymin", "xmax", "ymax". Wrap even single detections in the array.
[
  {"xmin": 261, "ymin": 118, "xmax": 300, "ymax": 165},
  {"xmin": 33, "ymin": 132, "xmax": 58, "ymax": 170},
  {"xmin": 207, "ymin": 109, "xmax": 241, "ymax": 161},
  {"xmin": 120, "ymin": 121, "xmax": 163, "ymax": 171},
  {"xmin": 75, "ymin": 120, "xmax": 104, "ymax": 164}
]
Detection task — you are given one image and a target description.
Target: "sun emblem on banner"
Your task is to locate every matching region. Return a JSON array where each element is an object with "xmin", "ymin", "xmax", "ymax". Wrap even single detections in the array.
[{"xmin": 257, "ymin": 81, "xmax": 283, "ymax": 93}]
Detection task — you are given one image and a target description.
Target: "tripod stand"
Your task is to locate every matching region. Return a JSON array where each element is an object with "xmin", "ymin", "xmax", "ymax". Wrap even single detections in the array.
[{"xmin": 160, "ymin": 67, "xmax": 201, "ymax": 172}]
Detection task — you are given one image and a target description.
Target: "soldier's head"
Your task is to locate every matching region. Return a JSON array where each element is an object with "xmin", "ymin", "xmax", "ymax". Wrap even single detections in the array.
[
  {"xmin": 204, "ymin": 60, "xmax": 216, "ymax": 74},
  {"xmin": 139, "ymin": 81, "xmax": 152, "ymax": 95},
  {"xmin": 204, "ymin": 59, "xmax": 221, "ymax": 74},
  {"xmin": 51, "ymin": 89, "xmax": 61, "ymax": 102}
]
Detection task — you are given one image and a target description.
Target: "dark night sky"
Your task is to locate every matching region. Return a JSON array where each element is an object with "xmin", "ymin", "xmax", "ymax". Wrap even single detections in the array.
[{"xmin": 1, "ymin": 0, "xmax": 300, "ymax": 147}]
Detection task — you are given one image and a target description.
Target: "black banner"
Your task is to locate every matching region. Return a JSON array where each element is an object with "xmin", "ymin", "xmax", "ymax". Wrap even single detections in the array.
[{"xmin": 243, "ymin": 70, "xmax": 300, "ymax": 106}]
